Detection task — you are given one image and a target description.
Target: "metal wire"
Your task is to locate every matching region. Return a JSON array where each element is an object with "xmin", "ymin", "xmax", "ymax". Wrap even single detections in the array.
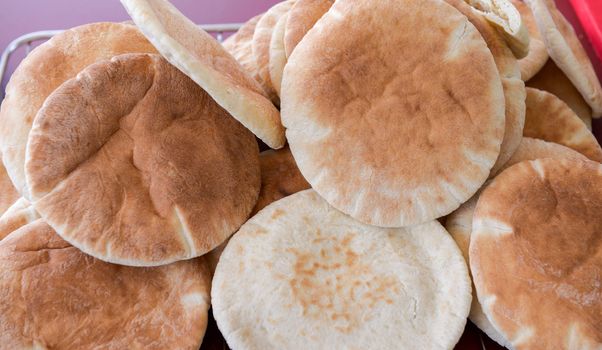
[{"xmin": 0, "ymin": 23, "xmax": 242, "ymax": 100}]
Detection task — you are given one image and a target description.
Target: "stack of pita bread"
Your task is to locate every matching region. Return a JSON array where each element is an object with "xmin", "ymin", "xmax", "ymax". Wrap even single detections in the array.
[{"xmin": 0, "ymin": 0, "xmax": 600, "ymax": 348}]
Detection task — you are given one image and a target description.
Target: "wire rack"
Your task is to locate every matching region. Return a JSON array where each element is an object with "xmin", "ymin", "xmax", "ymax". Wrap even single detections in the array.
[{"xmin": 0, "ymin": 23, "xmax": 242, "ymax": 100}]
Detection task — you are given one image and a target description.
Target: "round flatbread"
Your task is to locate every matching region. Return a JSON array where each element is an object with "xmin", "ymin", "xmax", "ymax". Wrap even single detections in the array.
[
  {"xmin": 511, "ymin": 0, "xmax": 548, "ymax": 80},
  {"xmin": 252, "ymin": 1, "xmax": 294, "ymax": 105},
  {"xmin": 524, "ymin": 87, "xmax": 602, "ymax": 162},
  {"xmin": 0, "ymin": 219, "xmax": 211, "ymax": 349},
  {"xmin": 284, "ymin": 0, "xmax": 333, "ymax": 58},
  {"xmin": 213, "ymin": 190, "xmax": 471, "ymax": 350},
  {"xmin": 25, "ymin": 54, "xmax": 261, "ymax": 266},
  {"xmin": 222, "ymin": 14, "xmax": 264, "ymax": 87},
  {"xmin": 445, "ymin": 137, "xmax": 586, "ymax": 346},
  {"xmin": 447, "ymin": 0, "xmax": 525, "ymax": 175},
  {"xmin": 282, "ymin": 0, "xmax": 505, "ymax": 227},
  {"xmin": 465, "ymin": 0, "xmax": 530, "ymax": 58},
  {"xmin": 0, "ymin": 198, "xmax": 39, "ymax": 241},
  {"xmin": 0, "ymin": 22, "xmax": 157, "ymax": 198},
  {"xmin": 470, "ymin": 158, "xmax": 602, "ymax": 349},
  {"xmin": 527, "ymin": 0, "xmax": 602, "ymax": 117},
  {"xmin": 0, "ymin": 161, "xmax": 19, "ymax": 217},
  {"xmin": 527, "ymin": 60, "xmax": 593, "ymax": 128},
  {"xmin": 120, "ymin": 0, "xmax": 285, "ymax": 148},
  {"xmin": 269, "ymin": 12, "xmax": 289, "ymax": 97}
]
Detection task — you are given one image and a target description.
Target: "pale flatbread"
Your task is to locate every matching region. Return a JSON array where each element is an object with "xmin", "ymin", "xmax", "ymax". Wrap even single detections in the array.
[
  {"xmin": 269, "ymin": 12, "xmax": 289, "ymax": 97},
  {"xmin": 524, "ymin": 87, "xmax": 602, "ymax": 162},
  {"xmin": 471, "ymin": 158, "xmax": 602, "ymax": 349},
  {"xmin": 527, "ymin": 59, "xmax": 593, "ymax": 128},
  {"xmin": 252, "ymin": 1, "xmax": 294, "ymax": 105},
  {"xmin": 0, "ymin": 198, "xmax": 39, "ymax": 241},
  {"xmin": 0, "ymin": 159, "xmax": 19, "ymax": 217},
  {"xmin": 0, "ymin": 219, "xmax": 211, "ymax": 349},
  {"xmin": 447, "ymin": 0, "xmax": 526, "ymax": 175},
  {"xmin": 0, "ymin": 22, "xmax": 157, "ymax": 198},
  {"xmin": 282, "ymin": 0, "xmax": 505, "ymax": 227},
  {"xmin": 527, "ymin": 0, "xmax": 602, "ymax": 117},
  {"xmin": 222, "ymin": 14, "xmax": 264, "ymax": 88},
  {"xmin": 466, "ymin": 0, "xmax": 530, "ymax": 58},
  {"xmin": 213, "ymin": 190, "xmax": 471, "ymax": 350},
  {"xmin": 445, "ymin": 137, "xmax": 586, "ymax": 346},
  {"xmin": 25, "ymin": 54, "xmax": 261, "ymax": 266},
  {"xmin": 284, "ymin": 0, "xmax": 333, "ymax": 57},
  {"xmin": 511, "ymin": 0, "xmax": 548, "ymax": 80},
  {"xmin": 120, "ymin": 0, "xmax": 286, "ymax": 148}
]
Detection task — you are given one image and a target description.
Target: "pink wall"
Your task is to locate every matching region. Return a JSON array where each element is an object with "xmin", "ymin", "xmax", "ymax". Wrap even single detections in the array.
[{"xmin": 0, "ymin": 0, "xmax": 280, "ymax": 89}]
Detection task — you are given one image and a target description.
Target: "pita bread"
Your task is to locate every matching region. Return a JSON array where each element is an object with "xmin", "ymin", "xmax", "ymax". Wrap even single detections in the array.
[
  {"xmin": 212, "ymin": 190, "xmax": 471, "ymax": 349},
  {"xmin": 284, "ymin": 0, "xmax": 333, "ymax": 58},
  {"xmin": 526, "ymin": 0, "xmax": 602, "ymax": 117},
  {"xmin": 511, "ymin": 0, "xmax": 548, "ymax": 80},
  {"xmin": 120, "ymin": 0, "xmax": 286, "ymax": 148},
  {"xmin": 447, "ymin": 0, "xmax": 525, "ymax": 175},
  {"xmin": 269, "ymin": 13, "xmax": 289, "ymax": 97},
  {"xmin": 0, "ymin": 219, "xmax": 211, "ymax": 349},
  {"xmin": 470, "ymin": 158, "xmax": 602, "ymax": 349},
  {"xmin": 465, "ymin": 0, "xmax": 530, "ymax": 58},
  {"xmin": 527, "ymin": 59, "xmax": 593, "ymax": 129},
  {"xmin": 0, "ymin": 198, "xmax": 39, "ymax": 241},
  {"xmin": 0, "ymin": 23, "xmax": 157, "ymax": 199},
  {"xmin": 524, "ymin": 87, "xmax": 602, "ymax": 162},
  {"xmin": 252, "ymin": 1, "xmax": 294, "ymax": 105},
  {"xmin": 25, "ymin": 54, "xmax": 261, "ymax": 266},
  {"xmin": 222, "ymin": 14, "xmax": 264, "ymax": 88},
  {"xmin": 0, "ymin": 160, "xmax": 19, "ymax": 217},
  {"xmin": 206, "ymin": 147, "xmax": 310, "ymax": 274},
  {"xmin": 445, "ymin": 137, "xmax": 586, "ymax": 346},
  {"xmin": 282, "ymin": 0, "xmax": 505, "ymax": 227}
]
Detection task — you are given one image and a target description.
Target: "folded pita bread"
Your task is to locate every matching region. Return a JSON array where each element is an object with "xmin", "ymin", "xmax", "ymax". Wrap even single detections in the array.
[
  {"xmin": 213, "ymin": 190, "xmax": 471, "ymax": 349},
  {"xmin": 223, "ymin": 14, "xmax": 264, "ymax": 89},
  {"xmin": 445, "ymin": 137, "xmax": 586, "ymax": 346},
  {"xmin": 120, "ymin": 0, "xmax": 286, "ymax": 148},
  {"xmin": 527, "ymin": 60, "xmax": 593, "ymax": 128},
  {"xmin": 511, "ymin": 0, "xmax": 548, "ymax": 80},
  {"xmin": 524, "ymin": 87, "xmax": 602, "ymax": 162},
  {"xmin": 465, "ymin": 0, "xmax": 530, "ymax": 58},
  {"xmin": 0, "ymin": 160, "xmax": 19, "ymax": 217},
  {"xmin": 0, "ymin": 198, "xmax": 39, "ymax": 241},
  {"xmin": 526, "ymin": 0, "xmax": 602, "ymax": 117},
  {"xmin": 0, "ymin": 219, "xmax": 211, "ymax": 349},
  {"xmin": 269, "ymin": 13, "xmax": 289, "ymax": 97},
  {"xmin": 0, "ymin": 22, "xmax": 157, "ymax": 199},
  {"xmin": 282, "ymin": 0, "xmax": 505, "ymax": 227},
  {"xmin": 471, "ymin": 158, "xmax": 602, "ymax": 349},
  {"xmin": 284, "ymin": 0, "xmax": 333, "ymax": 57},
  {"xmin": 25, "ymin": 54, "xmax": 261, "ymax": 266},
  {"xmin": 252, "ymin": 1, "xmax": 294, "ymax": 105}
]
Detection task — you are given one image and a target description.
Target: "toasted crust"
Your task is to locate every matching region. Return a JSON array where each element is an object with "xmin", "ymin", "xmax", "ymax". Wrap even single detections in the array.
[
  {"xmin": 527, "ymin": 60, "xmax": 593, "ymax": 128},
  {"xmin": 284, "ymin": 0, "xmax": 333, "ymax": 58},
  {"xmin": 465, "ymin": 0, "xmax": 531, "ymax": 58},
  {"xmin": 223, "ymin": 14, "xmax": 264, "ymax": 87},
  {"xmin": 447, "ymin": 0, "xmax": 526, "ymax": 175},
  {"xmin": 524, "ymin": 87, "xmax": 602, "ymax": 162},
  {"xmin": 282, "ymin": 0, "xmax": 505, "ymax": 227},
  {"xmin": 527, "ymin": 0, "xmax": 602, "ymax": 117},
  {"xmin": 446, "ymin": 137, "xmax": 586, "ymax": 346},
  {"xmin": 512, "ymin": 0, "xmax": 548, "ymax": 80},
  {"xmin": 25, "ymin": 54, "xmax": 261, "ymax": 266},
  {"xmin": 120, "ymin": 0, "xmax": 286, "ymax": 148},
  {"xmin": 0, "ymin": 220, "xmax": 211, "ymax": 349},
  {"xmin": 471, "ymin": 158, "xmax": 602, "ymax": 349},
  {"xmin": 268, "ymin": 13, "xmax": 289, "ymax": 96},
  {"xmin": 0, "ymin": 23, "xmax": 157, "ymax": 198},
  {"xmin": 212, "ymin": 190, "xmax": 471, "ymax": 349},
  {"xmin": 252, "ymin": 1, "xmax": 294, "ymax": 105}
]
